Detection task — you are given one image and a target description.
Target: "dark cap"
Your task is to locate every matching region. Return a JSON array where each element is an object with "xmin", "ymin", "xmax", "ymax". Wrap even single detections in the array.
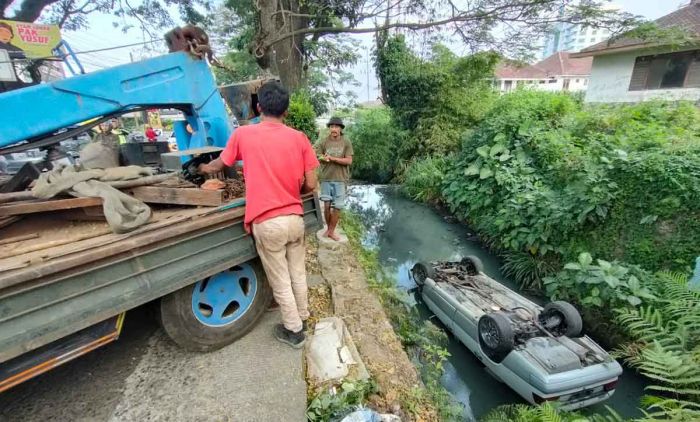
[{"xmin": 326, "ymin": 117, "xmax": 345, "ymax": 129}]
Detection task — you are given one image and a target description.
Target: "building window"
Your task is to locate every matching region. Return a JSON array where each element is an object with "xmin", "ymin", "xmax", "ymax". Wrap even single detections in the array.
[
  {"xmin": 563, "ymin": 79, "xmax": 570, "ymax": 90},
  {"xmin": 629, "ymin": 50, "xmax": 700, "ymax": 91},
  {"xmin": 575, "ymin": 79, "xmax": 580, "ymax": 83},
  {"xmin": 548, "ymin": 79, "xmax": 556, "ymax": 84}
]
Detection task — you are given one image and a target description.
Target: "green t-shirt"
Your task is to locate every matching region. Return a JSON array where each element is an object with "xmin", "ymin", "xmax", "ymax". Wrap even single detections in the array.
[{"xmin": 316, "ymin": 136, "xmax": 353, "ymax": 182}]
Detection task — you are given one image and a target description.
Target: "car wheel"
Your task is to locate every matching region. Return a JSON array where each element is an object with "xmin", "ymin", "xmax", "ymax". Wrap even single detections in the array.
[
  {"xmin": 460, "ymin": 255, "xmax": 484, "ymax": 275},
  {"xmin": 478, "ymin": 312, "xmax": 514, "ymax": 363},
  {"xmin": 411, "ymin": 262, "xmax": 435, "ymax": 286},
  {"xmin": 539, "ymin": 301, "xmax": 583, "ymax": 337},
  {"xmin": 159, "ymin": 259, "xmax": 272, "ymax": 352}
]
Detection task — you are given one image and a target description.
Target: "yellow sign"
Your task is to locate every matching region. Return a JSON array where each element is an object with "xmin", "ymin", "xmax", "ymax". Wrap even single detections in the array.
[{"xmin": 0, "ymin": 20, "xmax": 62, "ymax": 59}]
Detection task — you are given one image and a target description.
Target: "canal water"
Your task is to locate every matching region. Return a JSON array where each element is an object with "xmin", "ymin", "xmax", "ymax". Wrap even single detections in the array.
[{"xmin": 346, "ymin": 185, "xmax": 647, "ymax": 420}]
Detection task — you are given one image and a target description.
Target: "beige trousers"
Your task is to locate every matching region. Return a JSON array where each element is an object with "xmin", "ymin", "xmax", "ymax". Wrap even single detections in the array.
[{"xmin": 253, "ymin": 214, "xmax": 309, "ymax": 333}]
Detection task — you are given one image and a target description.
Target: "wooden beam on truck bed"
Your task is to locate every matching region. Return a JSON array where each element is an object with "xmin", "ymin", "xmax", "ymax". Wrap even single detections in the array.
[
  {"xmin": 126, "ymin": 186, "xmax": 229, "ymax": 206},
  {"xmin": 0, "ymin": 197, "xmax": 103, "ymax": 217}
]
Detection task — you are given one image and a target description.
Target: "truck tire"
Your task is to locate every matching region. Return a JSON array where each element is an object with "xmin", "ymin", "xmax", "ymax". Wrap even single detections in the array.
[
  {"xmin": 460, "ymin": 255, "xmax": 484, "ymax": 275},
  {"xmin": 478, "ymin": 312, "xmax": 514, "ymax": 363},
  {"xmin": 411, "ymin": 262, "xmax": 435, "ymax": 286},
  {"xmin": 539, "ymin": 301, "xmax": 583, "ymax": 337},
  {"xmin": 160, "ymin": 259, "xmax": 272, "ymax": 352}
]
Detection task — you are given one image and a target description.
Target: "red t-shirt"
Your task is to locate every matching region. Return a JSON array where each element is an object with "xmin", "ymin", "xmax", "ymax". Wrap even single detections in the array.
[{"xmin": 220, "ymin": 121, "xmax": 319, "ymax": 232}]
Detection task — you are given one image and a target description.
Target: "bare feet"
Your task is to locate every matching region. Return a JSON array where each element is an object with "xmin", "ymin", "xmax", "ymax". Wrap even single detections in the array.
[
  {"xmin": 322, "ymin": 230, "xmax": 330, "ymax": 238},
  {"xmin": 327, "ymin": 232, "xmax": 341, "ymax": 241}
]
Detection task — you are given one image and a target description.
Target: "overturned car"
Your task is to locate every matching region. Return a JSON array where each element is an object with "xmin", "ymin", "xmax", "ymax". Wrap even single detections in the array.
[{"xmin": 411, "ymin": 257, "xmax": 622, "ymax": 410}]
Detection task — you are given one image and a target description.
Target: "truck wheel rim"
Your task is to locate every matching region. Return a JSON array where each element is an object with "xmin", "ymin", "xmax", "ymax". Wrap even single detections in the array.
[
  {"xmin": 481, "ymin": 319, "xmax": 501, "ymax": 349},
  {"xmin": 191, "ymin": 263, "xmax": 258, "ymax": 327}
]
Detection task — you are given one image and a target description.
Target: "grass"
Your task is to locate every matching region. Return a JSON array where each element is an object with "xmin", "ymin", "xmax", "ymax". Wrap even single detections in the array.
[{"xmin": 341, "ymin": 211, "xmax": 464, "ymax": 421}]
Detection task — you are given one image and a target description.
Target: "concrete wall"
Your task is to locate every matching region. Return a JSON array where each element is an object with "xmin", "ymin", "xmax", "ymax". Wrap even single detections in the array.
[
  {"xmin": 496, "ymin": 77, "xmax": 587, "ymax": 93},
  {"xmin": 585, "ymin": 49, "xmax": 700, "ymax": 103}
]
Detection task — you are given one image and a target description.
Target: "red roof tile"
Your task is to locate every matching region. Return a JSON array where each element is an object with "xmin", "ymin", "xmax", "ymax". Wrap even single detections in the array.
[
  {"xmin": 495, "ymin": 52, "xmax": 592, "ymax": 79},
  {"xmin": 573, "ymin": 1, "xmax": 700, "ymax": 57}
]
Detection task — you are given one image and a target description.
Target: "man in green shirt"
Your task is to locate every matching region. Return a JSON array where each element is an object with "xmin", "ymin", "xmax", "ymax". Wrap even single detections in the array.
[{"xmin": 317, "ymin": 117, "xmax": 353, "ymax": 241}]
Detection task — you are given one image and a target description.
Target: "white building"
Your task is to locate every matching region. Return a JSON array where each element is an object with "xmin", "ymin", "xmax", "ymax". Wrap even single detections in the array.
[
  {"xmin": 542, "ymin": 3, "xmax": 618, "ymax": 58},
  {"xmin": 494, "ymin": 52, "xmax": 592, "ymax": 93},
  {"xmin": 571, "ymin": 1, "xmax": 700, "ymax": 103}
]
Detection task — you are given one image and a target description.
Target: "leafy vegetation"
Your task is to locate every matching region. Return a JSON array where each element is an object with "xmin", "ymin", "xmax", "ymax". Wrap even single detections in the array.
[
  {"xmin": 401, "ymin": 156, "xmax": 451, "ymax": 204},
  {"xmin": 286, "ymin": 91, "xmax": 318, "ymax": 142},
  {"xmin": 545, "ymin": 253, "xmax": 657, "ymax": 310},
  {"xmin": 614, "ymin": 271, "xmax": 700, "ymax": 420},
  {"xmin": 342, "ymin": 212, "xmax": 463, "ymax": 421},
  {"xmin": 376, "ymin": 36, "xmax": 498, "ymax": 162},
  {"xmin": 442, "ymin": 92, "xmax": 700, "ymax": 288},
  {"xmin": 347, "ymin": 107, "xmax": 407, "ymax": 183},
  {"xmin": 306, "ymin": 379, "xmax": 378, "ymax": 422}
]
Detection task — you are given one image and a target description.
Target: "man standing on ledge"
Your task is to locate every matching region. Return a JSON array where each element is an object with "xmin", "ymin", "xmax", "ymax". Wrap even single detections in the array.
[
  {"xmin": 198, "ymin": 81, "xmax": 319, "ymax": 349},
  {"xmin": 317, "ymin": 117, "xmax": 353, "ymax": 241}
]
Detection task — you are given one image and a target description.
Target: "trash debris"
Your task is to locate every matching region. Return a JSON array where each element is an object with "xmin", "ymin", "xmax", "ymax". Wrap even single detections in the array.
[
  {"xmin": 306, "ymin": 317, "xmax": 369, "ymax": 384},
  {"xmin": 340, "ymin": 408, "xmax": 401, "ymax": 422}
]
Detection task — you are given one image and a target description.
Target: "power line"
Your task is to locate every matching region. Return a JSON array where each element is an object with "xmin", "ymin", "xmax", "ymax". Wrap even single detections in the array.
[{"xmin": 0, "ymin": 39, "xmax": 162, "ymax": 65}]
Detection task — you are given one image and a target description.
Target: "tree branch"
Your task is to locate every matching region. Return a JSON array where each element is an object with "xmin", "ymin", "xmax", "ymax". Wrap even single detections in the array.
[
  {"xmin": 0, "ymin": 0, "xmax": 14, "ymax": 18},
  {"xmin": 12, "ymin": 0, "xmax": 61, "ymax": 22}
]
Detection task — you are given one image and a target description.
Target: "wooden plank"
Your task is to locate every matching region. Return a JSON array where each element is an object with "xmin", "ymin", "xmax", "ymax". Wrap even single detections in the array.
[
  {"xmin": 0, "ymin": 233, "xmax": 39, "ymax": 246},
  {"xmin": 58, "ymin": 206, "xmax": 106, "ymax": 221},
  {"xmin": 127, "ymin": 186, "xmax": 227, "ymax": 206},
  {"xmin": 0, "ymin": 216, "xmax": 21, "ymax": 229},
  {"xmin": 0, "ymin": 197, "xmax": 103, "ymax": 217}
]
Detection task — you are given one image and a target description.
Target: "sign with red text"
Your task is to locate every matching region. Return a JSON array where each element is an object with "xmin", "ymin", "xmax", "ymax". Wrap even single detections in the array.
[{"xmin": 0, "ymin": 20, "xmax": 62, "ymax": 59}]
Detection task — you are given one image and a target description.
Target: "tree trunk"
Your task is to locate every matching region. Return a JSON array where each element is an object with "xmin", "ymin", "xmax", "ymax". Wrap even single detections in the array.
[{"xmin": 254, "ymin": 0, "xmax": 308, "ymax": 91}]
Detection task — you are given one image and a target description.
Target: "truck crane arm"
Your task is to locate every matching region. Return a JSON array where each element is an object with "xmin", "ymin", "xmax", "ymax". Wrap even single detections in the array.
[{"xmin": 0, "ymin": 51, "xmax": 231, "ymax": 154}]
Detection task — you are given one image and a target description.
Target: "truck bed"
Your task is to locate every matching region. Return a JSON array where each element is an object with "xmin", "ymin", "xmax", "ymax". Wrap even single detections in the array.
[{"xmin": 0, "ymin": 194, "xmax": 322, "ymax": 363}]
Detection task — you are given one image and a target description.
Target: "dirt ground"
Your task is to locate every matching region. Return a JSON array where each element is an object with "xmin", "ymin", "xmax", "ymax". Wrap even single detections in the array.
[{"xmin": 308, "ymin": 230, "xmax": 436, "ymax": 421}]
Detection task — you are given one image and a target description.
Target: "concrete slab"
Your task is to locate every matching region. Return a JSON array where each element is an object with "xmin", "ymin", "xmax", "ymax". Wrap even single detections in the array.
[
  {"xmin": 316, "ymin": 228, "xmax": 348, "ymax": 250},
  {"xmin": 308, "ymin": 273, "xmax": 326, "ymax": 287},
  {"xmin": 109, "ymin": 312, "xmax": 306, "ymax": 422}
]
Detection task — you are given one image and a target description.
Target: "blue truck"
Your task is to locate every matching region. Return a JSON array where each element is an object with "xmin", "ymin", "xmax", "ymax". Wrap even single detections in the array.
[{"xmin": 0, "ymin": 33, "xmax": 321, "ymax": 392}]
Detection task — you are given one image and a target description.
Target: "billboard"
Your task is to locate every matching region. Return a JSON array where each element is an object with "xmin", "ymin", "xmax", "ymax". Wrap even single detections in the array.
[{"xmin": 0, "ymin": 20, "xmax": 62, "ymax": 60}]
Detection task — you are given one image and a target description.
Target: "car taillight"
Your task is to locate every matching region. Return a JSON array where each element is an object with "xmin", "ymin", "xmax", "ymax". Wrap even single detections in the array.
[
  {"xmin": 532, "ymin": 393, "xmax": 559, "ymax": 404},
  {"xmin": 603, "ymin": 380, "xmax": 618, "ymax": 392}
]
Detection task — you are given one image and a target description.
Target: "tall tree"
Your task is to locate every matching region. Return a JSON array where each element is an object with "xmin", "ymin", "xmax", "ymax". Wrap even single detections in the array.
[
  {"xmin": 223, "ymin": 0, "xmax": 641, "ymax": 91},
  {"xmin": 0, "ymin": 0, "xmax": 208, "ymax": 31}
]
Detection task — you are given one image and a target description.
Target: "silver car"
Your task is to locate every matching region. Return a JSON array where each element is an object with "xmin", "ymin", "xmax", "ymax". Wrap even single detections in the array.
[{"xmin": 411, "ymin": 258, "xmax": 622, "ymax": 410}]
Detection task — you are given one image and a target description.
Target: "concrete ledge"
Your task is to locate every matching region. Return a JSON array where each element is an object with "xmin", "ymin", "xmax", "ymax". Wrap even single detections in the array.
[{"xmin": 316, "ymin": 228, "xmax": 348, "ymax": 250}]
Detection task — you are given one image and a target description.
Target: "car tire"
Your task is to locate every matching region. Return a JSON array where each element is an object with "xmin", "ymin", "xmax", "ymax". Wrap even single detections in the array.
[
  {"xmin": 539, "ymin": 301, "xmax": 583, "ymax": 337},
  {"xmin": 411, "ymin": 262, "xmax": 435, "ymax": 286},
  {"xmin": 478, "ymin": 312, "xmax": 514, "ymax": 363},
  {"xmin": 159, "ymin": 259, "xmax": 272, "ymax": 352},
  {"xmin": 460, "ymin": 255, "xmax": 484, "ymax": 275}
]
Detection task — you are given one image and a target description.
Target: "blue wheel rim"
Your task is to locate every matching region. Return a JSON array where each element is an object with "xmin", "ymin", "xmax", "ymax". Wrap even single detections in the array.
[{"xmin": 191, "ymin": 263, "xmax": 258, "ymax": 327}]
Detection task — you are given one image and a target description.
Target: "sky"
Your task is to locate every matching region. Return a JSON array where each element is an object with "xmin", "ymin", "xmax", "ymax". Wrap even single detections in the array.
[{"xmin": 40, "ymin": 1, "xmax": 688, "ymax": 105}]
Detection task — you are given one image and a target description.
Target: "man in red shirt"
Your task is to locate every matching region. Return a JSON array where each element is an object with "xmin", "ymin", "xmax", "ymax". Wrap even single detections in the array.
[
  {"xmin": 145, "ymin": 126, "xmax": 157, "ymax": 142},
  {"xmin": 199, "ymin": 81, "xmax": 319, "ymax": 348}
]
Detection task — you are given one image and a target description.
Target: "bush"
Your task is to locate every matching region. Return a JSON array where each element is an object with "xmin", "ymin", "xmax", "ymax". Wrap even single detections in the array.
[
  {"xmin": 285, "ymin": 91, "xmax": 317, "ymax": 141},
  {"xmin": 376, "ymin": 35, "xmax": 497, "ymax": 165},
  {"xmin": 544, "ymin": 252, "xmax": 657, "ymax": 310},
  {"xmin": 347, "ymin": 107, "xmax": 407, "ymax": 183},
  {"xmin": 401, "ymin": 156, "xmax": 450, "ymax": 204},
  {"xmin": 442, "ymin": 91, "xmax": 700, "ymax": 287}
]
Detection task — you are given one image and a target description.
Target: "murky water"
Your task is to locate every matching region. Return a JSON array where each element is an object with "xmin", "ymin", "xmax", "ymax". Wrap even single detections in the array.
[{"xmin": 346, "ymin": 185, "xmax": 648, "ymax": 420}]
